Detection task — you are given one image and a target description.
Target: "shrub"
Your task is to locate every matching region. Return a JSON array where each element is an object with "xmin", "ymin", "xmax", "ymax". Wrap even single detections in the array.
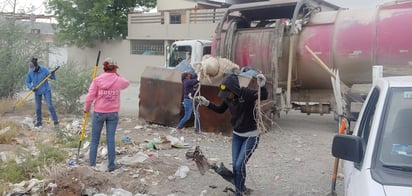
[
  {"xmin": 0, "ymin": 160, "xmax": 26, "ymax": 183},
  {"xmin": 0, "ymin": 120, "xmax": 21, "ymax": 144},
  {"xmin": 51, "ymin": 61, "xmax": 92, "ymax": 114}
]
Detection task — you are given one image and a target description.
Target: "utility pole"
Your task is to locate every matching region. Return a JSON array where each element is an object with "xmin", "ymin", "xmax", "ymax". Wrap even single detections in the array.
[{"xmin": 13, "ymin": 0, "xmax": 16, "ymax": 14}]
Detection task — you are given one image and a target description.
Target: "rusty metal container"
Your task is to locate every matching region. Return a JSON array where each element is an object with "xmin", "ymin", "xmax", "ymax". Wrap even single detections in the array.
[
  {"xmin": 139, "ymin": 66, "xmax": 257, "ymax": 135},
  {"xmin": 139, "ymin": 67, "xmax": 183, "ymax": 126}
]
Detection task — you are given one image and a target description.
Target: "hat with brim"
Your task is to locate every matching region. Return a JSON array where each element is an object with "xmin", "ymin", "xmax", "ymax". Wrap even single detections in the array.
[
  {"xmin": 218, "ymin": 74, "xmax": 240, "ymax": 99},
  {"xmin": 181, "ymin": 71, "xmax": 192, "ymax": 81},
  {"xmin": 218, "ymin": 89, "xmax": 231, "ymax": 99}
]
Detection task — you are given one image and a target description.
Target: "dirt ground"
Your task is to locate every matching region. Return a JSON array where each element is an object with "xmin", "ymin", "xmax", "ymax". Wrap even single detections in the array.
[{"xmin": 1, "ymin": 82, "xmax": 345, "ymax": 196}]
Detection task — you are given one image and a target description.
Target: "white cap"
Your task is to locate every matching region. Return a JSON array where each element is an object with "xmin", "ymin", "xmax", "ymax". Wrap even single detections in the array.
[{"xmin": 105, "ymin": 57, "xmax": 115, "ymax": 64}]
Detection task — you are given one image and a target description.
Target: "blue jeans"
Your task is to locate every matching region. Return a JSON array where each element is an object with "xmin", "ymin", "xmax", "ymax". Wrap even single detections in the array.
[
  {"xmin": 34, "ymin": 90, "xmax": 58, "ymax": 124},
  {"xmin": 89, "ymin": 112, "xmax": 119, "ymax": 171},
  {"xmin": 177, "ymin": 98, "xmax": 200, "ymax": 132},
  {"xmin": 232, "ymin": 134, "xmax": 259, "ymax": 195}
]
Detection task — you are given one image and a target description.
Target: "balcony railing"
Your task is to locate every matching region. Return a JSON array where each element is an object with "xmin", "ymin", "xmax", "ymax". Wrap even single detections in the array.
[
  {"xmin": 189, "ymin": 9, "xmax": 225, "ymax": 23},
  {"xmin": 129, "ymin": 8, "xmax": 226, "ymax": 25},
  {"xmin": 128, "ymin": 8, "xmax": 226, "ymax": 40},
  {"xmin": 130, "ymin": 13, "xmax": 162, "ymax": 24}
]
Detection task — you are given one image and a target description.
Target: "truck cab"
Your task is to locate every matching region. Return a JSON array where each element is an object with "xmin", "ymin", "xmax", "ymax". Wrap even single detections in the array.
[
  {"xmin": 332, "ymin": 76, "xmax": 412, "ymax": 196},
  {"xmin": 165, "ymin": 40, "xmax": 212, "ymax": 69}
]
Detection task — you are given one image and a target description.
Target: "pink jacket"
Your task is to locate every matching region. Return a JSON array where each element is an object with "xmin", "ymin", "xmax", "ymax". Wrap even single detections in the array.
[{"xmin": 84, "ymin": 72, "xmax": 130, "ymax": 113}]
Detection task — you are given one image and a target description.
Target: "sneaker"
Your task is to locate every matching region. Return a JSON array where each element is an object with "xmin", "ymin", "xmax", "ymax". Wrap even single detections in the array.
[
  {"xmin": 108, "ymin": 165, "xmax": 121, "ymax": 172},
  {"xmin": 54, "ymin": 121, "xmax": 59, "ymax": 125},
  {"xmin": 34, "ymin": 123, "xmax": 42, "ymax": 128}
]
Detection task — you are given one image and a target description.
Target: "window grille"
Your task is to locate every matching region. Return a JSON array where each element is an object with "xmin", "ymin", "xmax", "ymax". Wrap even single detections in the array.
[
  {"xmin": 130, "ymin": 40, "xmax": 164, "ymax": 55},
  {"xmin": 170, "ymin": 14, "xmax": 181, "ymax": 24}
]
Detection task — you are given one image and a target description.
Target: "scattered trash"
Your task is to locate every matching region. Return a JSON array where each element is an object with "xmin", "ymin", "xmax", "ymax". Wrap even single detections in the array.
[
  {"xmin": 122, "ymin": 135, "xmax": 132, "ymax": 143},
  {"xmin": 166, "ymin": 135, "xmax": 191, "ymax": 148},
  {"xmin": 174, "ymin": 165, "xmax": 190, "ymax": 179},
  {"xmin": 46, "ymin": 182, "xmax": 57, "ymax": 192},
  {"xmin": 134, "ymin": 125, "xmax": 144, "ymax": 129},
  {"xmin": 7, "ymin": 179, "xmax": 46, "ymax": 195},
  {"xmin": 0, "ymin": 151, "xmax": 7, "ymax": 162},
  {"xmin": 100, "ymin": 147, "xmax": 108, "ymax": 157},
  {"xmin": 146, "ymin": 141, "xmax": 157, "ymax": 149},
  {"xmin": 68, "ymin": 160, "xmax": 76, "ymax": 166},
  {"xmin": 82, "ymin": 141, "xmax": 90, "ymax": 149},
  {"xmin": 119, "ymin": 152, "xmax": 149, "ymax": 166},
  {"xmin": 82, "ymin": 187, "xmax": 99, "ymax": 196},
  {"xmin": 99, "ymin": 161, "xmax": 108, "ymax": 172},
  {"xmin": 107, "ymin": 188, "xmax": 133, "ymax": 196},
  {"xmin": 72, "ymin": 119, "xmax": 80, "ymax": 127},
  {"xmin": 200, "ymin": 190, "xmax": 208, "ymax": 196},
  {"xmin": 0, "ymin": 126, "xmax": 10, "ymax": 135}
]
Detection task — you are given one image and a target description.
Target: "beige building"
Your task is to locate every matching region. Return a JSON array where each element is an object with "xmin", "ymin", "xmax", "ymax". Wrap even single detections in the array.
[{"xmin": 66, "ymin": 0, "xmax": 226, "ymax": 83}]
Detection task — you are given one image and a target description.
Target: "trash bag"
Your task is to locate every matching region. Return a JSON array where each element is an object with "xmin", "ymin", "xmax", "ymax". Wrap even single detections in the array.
[
  {"xmin": 192, "ymin": 146, "xmax": 210, "ymax": 175},
  {"xmin": 212, "ymin": 162, "xmax": 234, "ymax": 185},
  {"xmin": 191, "ymin": 146, "xmax": 253, "ymax": 195}
]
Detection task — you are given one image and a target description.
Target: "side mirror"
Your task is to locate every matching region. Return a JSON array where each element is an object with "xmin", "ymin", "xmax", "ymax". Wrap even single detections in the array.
[{"xmin": 332, "ymin": 135, "xmax": 364, "ymax": 163}]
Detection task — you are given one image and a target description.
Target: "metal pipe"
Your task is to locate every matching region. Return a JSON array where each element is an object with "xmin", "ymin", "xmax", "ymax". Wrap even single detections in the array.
[{"xmin": 286, "ymin": 34, "xmax": 296, "ymax": 109}]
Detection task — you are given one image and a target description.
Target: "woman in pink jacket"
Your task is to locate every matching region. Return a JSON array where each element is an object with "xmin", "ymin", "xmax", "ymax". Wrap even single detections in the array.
[{"xmin": 84, "ymin": 58, "xmax": 129, "ymax": 172}]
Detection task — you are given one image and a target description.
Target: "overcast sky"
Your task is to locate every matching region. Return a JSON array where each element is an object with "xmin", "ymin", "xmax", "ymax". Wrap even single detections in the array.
[
  {"xmin": 0, "ymin": 0, "xmax": 397, "ymax": 14},
  {"xmin": 0, "ymin": 0, "xmax": 45, "ymax": 14}
]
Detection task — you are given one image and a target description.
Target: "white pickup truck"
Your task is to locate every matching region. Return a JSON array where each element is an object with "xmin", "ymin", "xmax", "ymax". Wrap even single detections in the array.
[{"xmin": 332, "ymin": 76, "xmax": 412, "ymax": 196}]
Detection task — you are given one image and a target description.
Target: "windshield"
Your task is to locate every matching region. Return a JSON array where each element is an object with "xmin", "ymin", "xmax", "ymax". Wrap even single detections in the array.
[
  {"xmin": 378, "ymin": 87, "xmax": 412, "ymax": 169},
  {"xmin": 168, "ymin": 45, "xmax": 192, "ymax": 68}
]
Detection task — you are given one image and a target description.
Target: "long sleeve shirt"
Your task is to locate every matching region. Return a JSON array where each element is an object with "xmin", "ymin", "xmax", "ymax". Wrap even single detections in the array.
[
  {"xmin": 84, "ymin": 72, "xmax": 130, "ymax": 113},
  {"xmin": 25, "ymin": 65, "xmax": 55, "ymax": 95},
  {"xmin": 207, "ymin": 86, "xmax": 268, "ymax": 133},
  {"xmin": 183, "ymin": 78, "xmax": 198, "ymax": 99}
]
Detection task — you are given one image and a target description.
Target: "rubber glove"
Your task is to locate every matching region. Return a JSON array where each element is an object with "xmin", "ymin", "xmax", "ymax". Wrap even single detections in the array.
[
  {"xmin": 256, "ymin": 74, "xmax": 266, "ymax": 87},
  {"xmin": 195, "ymin": 96, "xmax": 210, "ymax": 106}
]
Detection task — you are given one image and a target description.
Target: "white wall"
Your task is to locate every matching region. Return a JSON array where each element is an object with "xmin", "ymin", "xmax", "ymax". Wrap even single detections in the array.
[
  {"xmin": 48, "ymin": 47, "xmax": 68, "ymax": 67},
  {"xmin": 157, "ymin": 0, "xmax": 197, "ymax": 11},
  {"xmin": 66, "ymin": 40, "xmax": 165, "ymax": 83}
]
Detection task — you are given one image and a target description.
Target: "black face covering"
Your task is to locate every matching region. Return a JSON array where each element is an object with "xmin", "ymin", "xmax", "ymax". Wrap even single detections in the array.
[{"xmin": 31, "ymin": 58, "xmax": 39, "ymax": 72}]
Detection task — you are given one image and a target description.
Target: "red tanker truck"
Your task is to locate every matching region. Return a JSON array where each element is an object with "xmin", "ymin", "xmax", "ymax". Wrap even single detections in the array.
[{"xmin": 139, "ymin": 0, "xmax": 412, "ymax": 134}]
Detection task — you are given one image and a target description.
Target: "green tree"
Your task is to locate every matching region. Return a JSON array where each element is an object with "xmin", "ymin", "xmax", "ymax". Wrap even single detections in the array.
[
  {"xmin": 0, "ymin": 19, "xmax": 50, "ymax": 98},
  {"xmin": 46, "ymin": 0, "xmax": 156, "ymax": 48}
]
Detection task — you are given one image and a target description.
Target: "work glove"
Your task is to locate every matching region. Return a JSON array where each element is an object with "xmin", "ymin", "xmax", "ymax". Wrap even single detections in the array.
[
  {"xmin": 256, "ymin": 74, "xmax": 266, "ymax": 87},
  {"xmin": 195, "ymin": 96, "xmax": 210, "ymax": 106},
  {"xmin": 51, "ymin": 69, "xmax": 56, "ymax": 76}
]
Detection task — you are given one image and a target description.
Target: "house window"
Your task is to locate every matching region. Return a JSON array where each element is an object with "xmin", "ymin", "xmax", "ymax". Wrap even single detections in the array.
[
  {"xmin": 130, "ymin": 40, "xmax": 164, "ymax": 55},
  {"xmin": 31, "ymin": 29, "xmax": 40, "ymax": 34},
  {"xmin": 170, "ymin": 14, "xmax": 181, "ymax": 24}
]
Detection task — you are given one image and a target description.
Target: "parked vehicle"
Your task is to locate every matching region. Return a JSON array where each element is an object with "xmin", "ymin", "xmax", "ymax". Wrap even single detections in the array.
[
  {"xmin": 332, "ymin": 76, "xmax": 412, "ymax": 196},
  {"xmin": 165, "ymin": 39, "xmax": 212, "ymax": 69},
  {"xmin": 139, "ymin": 0, "xmax": 412, "ymax": 133}
]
